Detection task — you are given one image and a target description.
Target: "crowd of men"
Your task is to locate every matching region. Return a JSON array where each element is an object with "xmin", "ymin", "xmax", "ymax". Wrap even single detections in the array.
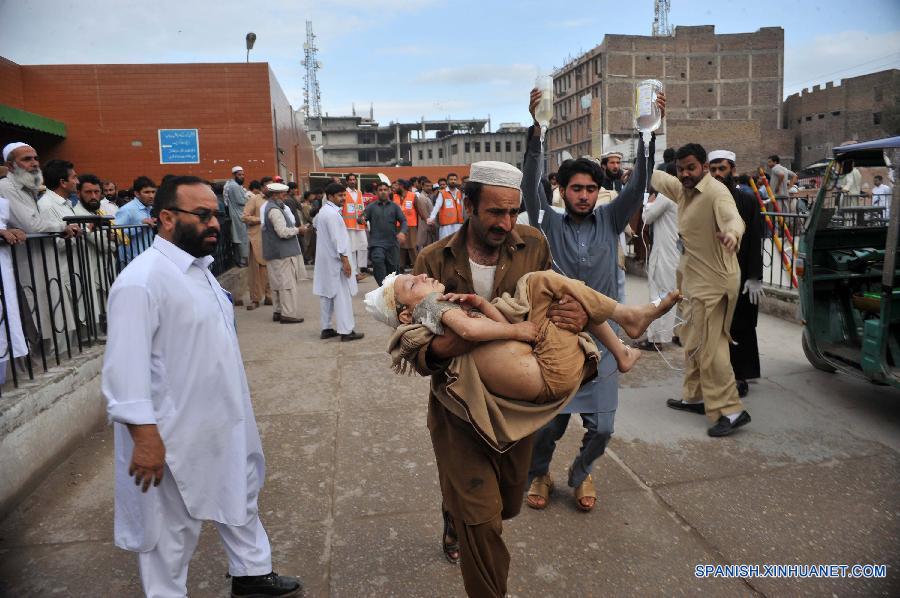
[{"xmin": 1, "ymin": 81, "xmax": 895, "ymax": 597}]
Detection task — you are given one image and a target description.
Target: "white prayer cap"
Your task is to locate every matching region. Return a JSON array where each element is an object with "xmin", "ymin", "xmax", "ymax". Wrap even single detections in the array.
[
  {"xmin": 602, "ymin": 151, "xmax": 623, "ymax": 159},
  {"xmin": 231, "ymin": 165, "xmax": 244, "ymax": 173},
  {"xmin": 266, "ymin": 182, "xmax": 289, "ymax": 192},
  {"xmin": 708, "ymin": 150, "xmax": 736, "ymax": 163},
  {"xmin": 2, "ymin": 142, "xmax": 30, "ymax": 162},
  {"xmin": 468, "ymin": 161, "xmax": 522, "ymax": 190},
  {"xmin": 432, "ymin": 183, "xmax": 440, "ymax": 190},
  {"xmin": 364, "ymin": 272, "xmax": 401, "ymax": 328}
]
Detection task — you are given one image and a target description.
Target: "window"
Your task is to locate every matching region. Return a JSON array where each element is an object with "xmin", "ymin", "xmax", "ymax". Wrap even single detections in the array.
[
  {"xmin": 831, "ymin": 111, "xmax": 841, "ymax": 116},
  {"xmin": 484, "ymin": 142, "xmax": 491, "ymax": 153},
  {"xmin": 418, "ymin": 150, "xmax": 424, "ymax": 160},
  {"xmin": 427, "ymin": 149, "xmax": 433, "ymax": 159},
  {"xmin": 310, "ymin": 133, "xmax": 317, "ymax": 142},
  {"xmin": 515, "ymin": 140, "xmax": 522, "ymax": 152},
  {"xmin": 495, "ymin": 141, "xmax": 501, "ymax": 152},
  {"xmin": 505, "ymin": 141, "xmax": 512, "ymax": 152},
  {"xmin": 874, "ymin": 112, "xmax": 882, "ymax": 125},
  {"xmin": 818, "ymin": 114, "xmax": 824, "ymax": 119},
  {"xmin": 357, "ymin": 150, "xmax": 376, "ymax": 162},
  {"xmin": 438, "ymin": 148, "xmax": 444, "ymax": 158},
  {"xmin": 464, "ymin": 142, "xmax": 471, "ymax": 153},
  {"xmin": 474, "ymin": 141, "xmax": 481, "ymax": 153},
  {"xmin": 805, "ymin": 116, "xmax": 812, "ymax": 122},
  {"xmin": 451, "ymin": 144, "xmax": 458, "ymax": 155}
]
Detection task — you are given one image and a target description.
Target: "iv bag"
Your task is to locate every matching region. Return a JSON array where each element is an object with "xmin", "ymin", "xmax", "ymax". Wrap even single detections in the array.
[{"xmin": 634, "ymin": 79, "xmax": 663, "ymax": 134}]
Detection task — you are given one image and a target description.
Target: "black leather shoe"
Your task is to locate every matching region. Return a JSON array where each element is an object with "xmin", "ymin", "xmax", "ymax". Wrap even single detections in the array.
[
  {"xmin": 272, "ymin": 313, "xmax": 281, "ymax": 322},
  {"xmin": 279, "ymin": 316, "xmax": 304, "ymax": 324},
  {"xmin": 736, "ymin": 379, "xmax": 749, "ymax": 398},
  {"xmin": 340, "ymin": 331, "xmax": 365, "ymax": 342},
  {"xmin": 708, "ymin": 411, "xmax": 751, "ymax": 437},
  {"xmin": 666, "ymin": 398, "xmax": 705, "ymax": 414},
  {"xmin": 320, "ymin": 328, "xmax": 337, "ymax": 339},
  {"xmin": 231, "ymin": 571, "xmax": 302, "ymax": 597}
]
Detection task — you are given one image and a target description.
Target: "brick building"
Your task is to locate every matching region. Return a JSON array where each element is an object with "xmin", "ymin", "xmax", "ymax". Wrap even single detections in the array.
[
  {"xmin": 783, "ymin": 69, "xmax": 900, "ymax": 168},
  {"xmin": 547, "ymin": 25, "xmax": 792, "ymax": 171},
  {"xmin": 0, "ymin": 57, "xmax": 319, "ymax": 187}
]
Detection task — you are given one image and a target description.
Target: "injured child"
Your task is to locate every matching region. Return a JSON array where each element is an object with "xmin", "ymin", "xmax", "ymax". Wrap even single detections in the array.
[{"xmin": 366, "ymin": 269, "xmax": 679, "ymax": 405}]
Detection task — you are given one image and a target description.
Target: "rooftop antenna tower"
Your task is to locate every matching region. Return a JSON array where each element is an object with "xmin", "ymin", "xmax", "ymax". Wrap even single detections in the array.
[
  {"xmin": 302, "ymin": 20, "xmax": 323, "ymax": 123},
  {"xmin": 652, "ymin": 0, "xmax": 673, "ymax": 36}
]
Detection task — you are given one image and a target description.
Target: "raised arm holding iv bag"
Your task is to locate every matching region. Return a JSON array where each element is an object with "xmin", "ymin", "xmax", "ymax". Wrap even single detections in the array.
[{"xmin": 635, "ymin": 79, "xmax": 663, "ymax": 157}]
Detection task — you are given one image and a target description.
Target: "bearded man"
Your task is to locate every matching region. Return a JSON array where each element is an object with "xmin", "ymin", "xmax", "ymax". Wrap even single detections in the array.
[
  {"xmin": 0, "ymin": 143, "xmax": 80, "ymax": 345},
  {"xmin": 708, "ymin": 150, "xmax": 764, "ymax": 397},
  {"xmin": 653, "ymin": 144, "xmax": 752, "ymax": 436}
]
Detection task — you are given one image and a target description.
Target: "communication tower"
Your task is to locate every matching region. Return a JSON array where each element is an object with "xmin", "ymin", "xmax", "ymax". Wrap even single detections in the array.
[
  {"xmin": 302, "ymin": 20, "xmax": 323, "ymax": 123},
  {"xmin": 652, "ymin": 0, "xmax": 673, "ymax": 37}
]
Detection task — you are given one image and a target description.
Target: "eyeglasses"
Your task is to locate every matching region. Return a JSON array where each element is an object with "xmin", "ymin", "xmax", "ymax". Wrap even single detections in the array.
[{"xmin": 165, "ymin": 207, "xmax": 216, "ymax": 223}]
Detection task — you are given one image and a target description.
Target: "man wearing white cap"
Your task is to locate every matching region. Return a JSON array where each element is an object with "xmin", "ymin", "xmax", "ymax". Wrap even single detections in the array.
[
  {"xmin": 1, "ymin": 142, "xmax": 80, "ymax": 345},
  {"xmin": 601, "ymin": 151, "xmax": 624, "ymax": 192},
  {"xmin": 313, "ymin": 182, "xmax": 364, "ymax": 341},
  {"xmin": 261, "ymin": 182, "xmax": 306, "ymax": 324},
  {"xmin": 708, "ymin": 150, "xmax": 764, "ymax": 398},
  {"xmin": 403, "ymin": 160, "xmax": 589, "ymax": 597},
  {"xmin": 653, "ymin": 144, "xmax": 752, "ymax": 436},
  {"xmin": 224, "ymin": 166, "xmax": 249, "ymax": 268}
]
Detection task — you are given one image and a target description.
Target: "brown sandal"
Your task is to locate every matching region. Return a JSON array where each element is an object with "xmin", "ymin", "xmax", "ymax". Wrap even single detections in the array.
[
  {"xmin": 574, "ymin": 474, "xmax": 596, "ymax": 512},
  {"xmin": 526, "ymin": 474, "xmax": 554, "ymax": 510}
]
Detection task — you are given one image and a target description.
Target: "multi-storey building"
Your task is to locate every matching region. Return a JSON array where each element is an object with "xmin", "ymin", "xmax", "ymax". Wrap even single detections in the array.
[
  {"xmin": 305, "ymin": 112, "xmax": 488, "ymax": 168},
  {"xmin": 410, "ymin": 123, "xmax": 528, "ymax": 169},
  {"xmin": 547, "ymin": 25, "xmax": 792, "ymax": 171}
]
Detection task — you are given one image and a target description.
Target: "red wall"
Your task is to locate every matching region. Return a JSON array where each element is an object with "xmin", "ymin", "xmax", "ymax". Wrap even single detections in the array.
[{"xmin": 1, "ymin": 60, "xmax": 318, "ymax": 188}]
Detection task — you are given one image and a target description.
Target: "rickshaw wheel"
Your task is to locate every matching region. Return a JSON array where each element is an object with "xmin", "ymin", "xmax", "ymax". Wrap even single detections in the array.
[{"xmin": 802, "ymin": 332, "xmax": 837, "ymax": 373}]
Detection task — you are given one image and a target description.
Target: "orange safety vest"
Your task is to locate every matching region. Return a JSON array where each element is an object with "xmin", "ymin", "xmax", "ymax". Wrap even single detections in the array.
[
  {"xmin": 342, "ymin": 189, "xmax": 365, "ymax": 230},
  {"xmin": 393, "ymin": 191, "xmax": 418, "ymax": 227},
  {"xmin": 438, "ymin": 189, "xmax": 465, "ymax": 226}
]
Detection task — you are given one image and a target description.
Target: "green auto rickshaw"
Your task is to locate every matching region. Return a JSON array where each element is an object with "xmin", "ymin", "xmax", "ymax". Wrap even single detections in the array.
[{"xmin": 797, "ymin": 136, "xmax": 899, "ymax": 388}]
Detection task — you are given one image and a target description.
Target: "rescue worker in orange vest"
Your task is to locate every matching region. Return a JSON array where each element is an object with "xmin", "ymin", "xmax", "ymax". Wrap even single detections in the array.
[
  {"xmin": 427, "ymin": 172, "xmax": 465, "ymax": 240},
  {"xmin": 343, "ymin": 174, "xmax": 369, "ymax": 281},
  {"xmin": 392, "ymin": 178, "xmax": 419, "ymax": 270}
]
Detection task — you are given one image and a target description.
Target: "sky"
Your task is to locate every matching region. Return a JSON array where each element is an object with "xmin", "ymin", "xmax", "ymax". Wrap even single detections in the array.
[{"xmin": 1, "ymin": 0, "xmax": 898, "ymax": 131}]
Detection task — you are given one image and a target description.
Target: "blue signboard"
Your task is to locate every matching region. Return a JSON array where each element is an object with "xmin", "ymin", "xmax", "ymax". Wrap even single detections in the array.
[{"xmin": 158, "ymin": 129, "xmax": 200, "ymax": 164}]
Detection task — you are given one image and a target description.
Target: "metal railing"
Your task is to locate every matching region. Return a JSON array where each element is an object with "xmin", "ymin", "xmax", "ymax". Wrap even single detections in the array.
[
  {"xmin": 0, "ymin": 211, "xmax": 235, "ymax": 394},
  {"xmin": 760, "ymin": 211, "xmax": 807, "ymax": 290}
]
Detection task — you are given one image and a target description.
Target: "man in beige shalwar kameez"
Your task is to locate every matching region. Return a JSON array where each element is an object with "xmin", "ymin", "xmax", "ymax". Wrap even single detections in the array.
[
  {"xmin": 242, "ymin": 185, "xmax": 272, "ymax": 309},
  {"xmin": 261, "ymin": 183, "xmax": 305, "ymax": 324},
  {"xmin": 650, "ymin": 143, "xmax": 752, "ymax": 437}
]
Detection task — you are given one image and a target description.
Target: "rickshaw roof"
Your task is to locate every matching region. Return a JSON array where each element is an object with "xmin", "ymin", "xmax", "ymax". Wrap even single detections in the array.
[{"xmin": 832, "ymin": 136, "xmax": 900, "ymax": 166}]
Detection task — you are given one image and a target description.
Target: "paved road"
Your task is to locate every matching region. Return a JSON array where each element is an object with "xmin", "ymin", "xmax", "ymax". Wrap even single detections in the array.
[{"xmin": 1, "ymin": 274, "xmax": 897, "ymax": 597}]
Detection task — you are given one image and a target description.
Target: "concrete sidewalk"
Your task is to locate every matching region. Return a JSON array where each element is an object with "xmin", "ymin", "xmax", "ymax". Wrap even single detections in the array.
[{"xmin": 1, "ymin": 274, "xmax": 897, "ymax": 597}]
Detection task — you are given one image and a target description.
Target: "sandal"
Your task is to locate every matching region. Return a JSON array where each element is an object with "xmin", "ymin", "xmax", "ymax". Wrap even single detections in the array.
[
  {"xmin": 442, "ymin": 509, "xmax": 460, "ymax": 565},
  {"xmin": 574, "ymin": 474, "xmax": 596, "ymax": 512},
  {"xmin": 526, "ymin": 474, "xmax": 554, "ymax": 510}
]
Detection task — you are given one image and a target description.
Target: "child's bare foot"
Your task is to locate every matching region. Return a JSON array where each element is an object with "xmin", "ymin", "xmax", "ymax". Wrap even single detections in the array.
[
  {"xmin": 617, "ymin": 345, "xmax": 642, "ymax": 373},
  {"xmin": 619, "ymin": 291, "xmax": 682, "ymax": 339}
]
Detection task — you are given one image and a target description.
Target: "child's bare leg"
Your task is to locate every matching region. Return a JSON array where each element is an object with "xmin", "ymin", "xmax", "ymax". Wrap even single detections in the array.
[
  {"xmin": 589, "ymin": 321, "xmax": 641, "ymax": 373},
  {"xmin": 609, "ymin": 290, "xmax": 682, "ymax": 339}
]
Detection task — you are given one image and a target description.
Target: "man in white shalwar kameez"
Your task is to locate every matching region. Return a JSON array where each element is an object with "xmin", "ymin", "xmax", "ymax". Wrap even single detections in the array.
[
  {"xmin": 639, "ymin": 188, "xmax": 679, "ymax": 347},
  {"xmin": 102, "ymin": 175, "xmax": 302, "ymax": 598},
  {"xmin": 0, "ymin": 196, "xmax": 28, "ymax": 383},
  {"xmin": 313, "ymin": 182, "xmax": 364, "ymax": 342},
  {"xmin": 0, "ymin": 144, "xmax": 80, "ymax": 347}
]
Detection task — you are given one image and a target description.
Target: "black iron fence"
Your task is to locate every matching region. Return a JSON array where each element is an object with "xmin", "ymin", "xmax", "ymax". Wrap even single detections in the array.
[{"xmin": 0, "ymin": 210, "xmax": 235, "ymax": 393}]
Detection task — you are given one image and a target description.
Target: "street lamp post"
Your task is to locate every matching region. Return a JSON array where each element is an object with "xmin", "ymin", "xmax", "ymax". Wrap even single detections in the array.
[{"xmin": 245, "ymin": 32, "xmax": 256, "ymax": 63}]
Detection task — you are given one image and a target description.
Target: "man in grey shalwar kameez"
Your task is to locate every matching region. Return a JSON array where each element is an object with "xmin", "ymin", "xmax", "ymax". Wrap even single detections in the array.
[
  {"xmin": 521, "ymin": 88, "xmax": 662, "ymax": 511},
  {"xmin": 224, "ymin": 166, "xmax": 249, "ymax": 267}
]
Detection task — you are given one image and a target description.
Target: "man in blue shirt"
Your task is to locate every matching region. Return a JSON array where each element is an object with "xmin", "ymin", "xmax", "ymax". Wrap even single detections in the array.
[
  {"xmin": 116, "ymin": 176, "xmax": 157, "ymax": 262},
  {"xmin": 522, "ymin": 87, "xmax": 663, "ymax": 512}
]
